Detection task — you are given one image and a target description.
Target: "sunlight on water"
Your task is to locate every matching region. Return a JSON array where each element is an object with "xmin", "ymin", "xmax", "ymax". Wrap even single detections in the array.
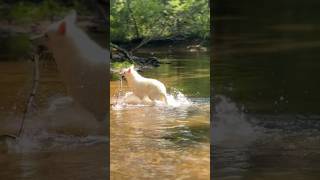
[
  {"xmin": 110, "ymin": 54, "xmax": 210, "ymax": 179},
  {"xmin": 111, "ymin": 95, "xmax": 210, "ymax": 179}
]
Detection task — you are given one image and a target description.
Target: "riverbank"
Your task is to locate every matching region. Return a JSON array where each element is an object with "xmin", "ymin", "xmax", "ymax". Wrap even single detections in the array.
[
  {"xmin": 112, "ymin": 37, "xmax": 209, "ymax": 53},
  {"xmin": 111, "ymin": 37, "xmax": 209, "ymax": 68}
]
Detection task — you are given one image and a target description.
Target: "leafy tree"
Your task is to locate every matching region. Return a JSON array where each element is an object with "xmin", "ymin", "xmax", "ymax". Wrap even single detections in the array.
[
  {"xmin": 111, "ymin": 0, "xmax": 209, "ymax": 42},
  {"xmin": 0, "ymin": 0, "xmax": 95, "ymax": 24}
]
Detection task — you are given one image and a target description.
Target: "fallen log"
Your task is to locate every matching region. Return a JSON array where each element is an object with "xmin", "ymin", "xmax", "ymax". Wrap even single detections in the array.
[{"xmin": 111, "ymin": 42, "xmax": 160, "ymax": 67}]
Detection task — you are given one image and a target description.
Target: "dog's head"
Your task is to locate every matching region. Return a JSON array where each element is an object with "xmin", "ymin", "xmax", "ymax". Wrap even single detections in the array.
[
  {"xmin": 30, "ymin": 10, "xmax": 77, "ymax": 48},
  {"xmin": 120, "ymin": 65, "xmax": 135, "ymax": 80}
]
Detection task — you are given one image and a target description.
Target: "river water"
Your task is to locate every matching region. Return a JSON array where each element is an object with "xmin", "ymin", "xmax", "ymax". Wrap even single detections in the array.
[
  {"xmin": 110, "ymin": 49, "xmax": 210, "ymax": 179},
  {"xmin": 213, "ymin": 0, "xmax": 320, "ymax": 179},
  {"xmin": 0, "ymin": 34, "xmax": 109, "ymax": 179},
  {"xmin": 0, "ymin": 43, "xmax": 210, "ymax": 179}
]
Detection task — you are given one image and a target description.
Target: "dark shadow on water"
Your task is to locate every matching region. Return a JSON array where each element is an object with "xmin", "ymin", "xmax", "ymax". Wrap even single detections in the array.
[
  {"xmin": 162, "ymin": 123, "xmax": 210, "ymax": 147},
  {"xmin": 213, "ymin": 1, "xmax": 320, "ymax": 176},
  {"xmin": 0, "ymin": 35, "xmax": 31, "ymax": 60}
]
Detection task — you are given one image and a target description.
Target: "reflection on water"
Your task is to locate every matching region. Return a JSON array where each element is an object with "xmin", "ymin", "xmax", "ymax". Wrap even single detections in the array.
[
  {"xmin": 0, "ymin": 35, "xmax": 31, "ymax": 60},
  {"xmin": 213, "ymin": 0, "xmax": 320, "ymax": 179},
  {"xmin": 110, "ymin": 51, "xmax": 210, "ymax": 179}
]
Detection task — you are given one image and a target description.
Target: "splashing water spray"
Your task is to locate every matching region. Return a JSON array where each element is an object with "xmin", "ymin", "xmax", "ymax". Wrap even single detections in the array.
[
  {"xmin": 115, "ymin": 76, "xmax": 123, "ymax": 106},
  {"xmin": 112, "ymin": 66, "xmax": 193, "ymax": 109}
]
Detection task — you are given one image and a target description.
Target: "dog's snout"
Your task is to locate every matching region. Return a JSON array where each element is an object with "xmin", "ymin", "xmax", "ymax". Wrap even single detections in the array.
[
  {"xmin": 119, "ymin": 72, "xmax": 125, "ymax": 79},
  {"xmin": 30, "ymin": 33, "xmax": 45, "ymax": 41}
]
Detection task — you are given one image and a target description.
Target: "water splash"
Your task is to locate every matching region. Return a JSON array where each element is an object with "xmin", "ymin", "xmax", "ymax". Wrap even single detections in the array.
[
  {"xmin": 166, "ymin": 90, "xmax": 193, "ymax": 108},
  {"xmin": 112, "ymin": 88, "xmax": 193, "ymax": 110},
  {"xmin": 5, "ymin": 132, "xmax": 108, "ymax": 153},
  {"xmin": 212, "ymin": 95, "xmax": 261, "ymax": 147},
  {"xmin": 2, "ymin": 96, "xmax": 108, "ymax": 153}
]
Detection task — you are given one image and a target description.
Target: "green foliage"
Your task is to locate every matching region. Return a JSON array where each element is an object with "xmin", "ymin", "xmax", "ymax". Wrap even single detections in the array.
[
  {"xmin": 111, "ymin": 61, "xmax": 133, "ymax": 80},
  {"xmin": 0, "ymin": 0, "xmax": 92, "ymax": 24},
  {"xmin": 111, "ymin": 0, "xmax": 209, "ymax": 42},
  {"xmin": 7, "ymin": 1, "xmax": 63, "ymax": 23},
  {"xmin": 111, "ymin": 61, "xmax": 133, "ymax": 70},
  {"xmin": 0, "ymin": 35, "xmax": 31, "ymax": 59}
]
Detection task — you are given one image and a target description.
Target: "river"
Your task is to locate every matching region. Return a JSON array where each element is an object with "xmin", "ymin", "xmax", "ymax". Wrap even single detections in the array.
[
  {"xmin": 0, "ymin": 35, "xmax": 210, "ymax": 179},
  {"xmin": 213, "ymin": 0, "xmax": 320, "ymax": 179},
  {"xmin": 110, "ymin": 49, "xmax": 210, "ymax": 179},
  {"xmin": 0, "ymin": 34, "xmax": 109, "ymax": 179}
]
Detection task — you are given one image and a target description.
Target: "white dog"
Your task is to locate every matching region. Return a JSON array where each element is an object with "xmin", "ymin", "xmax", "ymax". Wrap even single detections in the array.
[
  {"xmin": 121, "ymin": 65, "xmax": 168, "ymax": 104},
  {"xmin": 44, "ymin": 10, "xmax": 109, "ymax": 121}
]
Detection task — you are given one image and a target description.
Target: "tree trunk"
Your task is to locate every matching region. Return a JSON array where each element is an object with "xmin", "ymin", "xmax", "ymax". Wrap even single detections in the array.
[{"xmin": 126, "ymin": 0, "xmax": 140, "ymax": 39}]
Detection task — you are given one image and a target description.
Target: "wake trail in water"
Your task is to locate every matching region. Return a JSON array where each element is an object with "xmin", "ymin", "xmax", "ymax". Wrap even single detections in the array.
[
  {"xmin": 5, "ymin": 133, "xmax": 108, "ymax": 153},
  {"xmin": 213, "ymin": 95, "xmax": 320, "ymax": 148},
  {"xmin": 2, "ymin": 96, "xmax": 108, "ymax": 153}
]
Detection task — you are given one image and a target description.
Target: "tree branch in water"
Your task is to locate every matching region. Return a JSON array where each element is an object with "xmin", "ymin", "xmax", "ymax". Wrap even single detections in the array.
[{"xmin": 0, "ymin": 48, "xmax": 41, "ymax": 140}]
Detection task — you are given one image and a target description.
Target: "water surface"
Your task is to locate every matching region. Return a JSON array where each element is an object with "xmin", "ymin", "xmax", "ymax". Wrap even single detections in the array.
[
  {"xmin": 213, "ymin": 1, "xmax": 320, "ymax": 179},
  {"xmin": 0, "ymin": 34, "xmax": 108, "ymax": 179},
  {"xmin": 110, "ymin": 49, "xmax": 210, "ymax": 179}
]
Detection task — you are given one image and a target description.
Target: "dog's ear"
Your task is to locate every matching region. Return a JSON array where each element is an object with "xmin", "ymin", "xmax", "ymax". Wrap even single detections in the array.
[
  {"xmin": 57, "ymin": 21, "xmax": 66, "ymax": 35},
  {"xmin": 127, "ymin": 68, "xmax": 131, "ymax": 73},
  {"xmin": 56, "ymin": 10, "xmax": 76, "ymax": 36}
]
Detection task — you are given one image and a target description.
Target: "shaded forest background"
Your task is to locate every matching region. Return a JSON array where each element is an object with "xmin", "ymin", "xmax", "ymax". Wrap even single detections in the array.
[
  {"xmin": 0, "ymin": 0, "xmax": 209, "ymax": 40},
  {"xmin": 111, "ymin": 0, "xmax": 209, "ymax": 43},
  {"xmin": 0, "ymin": 0, "xmax": 107, "ymax": 24},
  {"xmin": 0, "ymin": 0, "xmax": 209, "ymax": 60},
  {"xmin": 0, "ymin": 0, "xmax": 108, "ymax": 60}
]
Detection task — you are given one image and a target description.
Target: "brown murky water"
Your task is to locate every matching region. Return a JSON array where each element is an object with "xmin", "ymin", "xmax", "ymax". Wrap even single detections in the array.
[
  {"xmin": 213, "ymin": 1, "xmax": 320, "ymax": 179},
  {"xmin": 0, "ymin": 47, "xmax": 209, "ymax": 179},
  {"xmin": 110, "ymin": 52, "xmax": 210, "ymax": 179},
  {"xmin": 0, "ymin": 61, "xmax": 108, "ymax": 179}
]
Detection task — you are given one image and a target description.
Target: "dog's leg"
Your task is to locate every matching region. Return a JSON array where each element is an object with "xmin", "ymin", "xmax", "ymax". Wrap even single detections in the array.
[
  {"xmin": 149, "ymin": 94, "xmax": 167, "ymax": 105},
  {"xmin": 160, "ymin": 94, "xmax": 168, "ymax": 105},
  {"xmin": 142, "ymin": 96, "xmax": 155, "ymax": 106},
  {"xmin": 124, "ymin": 93, "xmax": 142, "ymax": 104}
]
